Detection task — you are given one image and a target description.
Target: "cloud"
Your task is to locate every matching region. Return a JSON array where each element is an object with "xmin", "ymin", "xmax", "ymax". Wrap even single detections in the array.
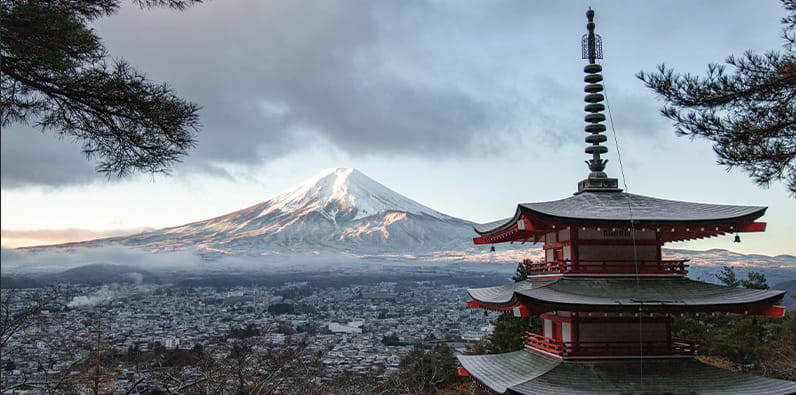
[
  {"xmin": 0, "ymin": 246, "xmax": 195, "ymax": 275},
  {"xmin": 1, "ymin": 227, "xmax": 155, "ymax": 249},
  {"xmin": 0, "ymin": 126, "xmax": 102, "ymax": 188},
  {"xmin": 0, "ymin": 244, "xmax": 522, "ymax": 278},
  {"xmin": 2, "ymin": 0, "xmax": 785, "ymax": 188},
  {"xmin": 1, "ymin": 1, "xmax": 526, "ymax": 188}
]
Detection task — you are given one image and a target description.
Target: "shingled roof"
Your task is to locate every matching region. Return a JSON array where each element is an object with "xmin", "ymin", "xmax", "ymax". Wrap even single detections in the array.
[
  {"xmin": 474, "ymin": 191, "xmax": 765, "ymax": 236},
  {"xmin": 468, "ymin": 277, "xmax": 785, "ymax": 313},
  {"xmin": 458, "ymin": 350, "xmax": 796, "ymax": 394}
]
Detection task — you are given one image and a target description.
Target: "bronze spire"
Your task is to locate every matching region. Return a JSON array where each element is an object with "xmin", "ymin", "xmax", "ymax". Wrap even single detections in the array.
[{"xmin": 577, "ymin": 8, "xmax": 621, "ymax": 194}]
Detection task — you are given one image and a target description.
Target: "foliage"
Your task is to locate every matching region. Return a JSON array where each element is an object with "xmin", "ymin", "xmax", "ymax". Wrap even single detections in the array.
[
  {"xmin": 0, "ymin": 0, "xmax": 202, "ymax": 177},
  {"xmin": 486, "ymin": 314, "xmax": 532, "ymax": 354},
  {"xmin": 673, "ymin": 266, "xmax": 795, "ymax": 380},
  {"xmin": 382, "ymin": 333, "xmax": 405, "ymax": 346},
  {"xmin": 1, "ymin": 288, "xmax": 60, "ymax": 349},
  {"xmin": 716, "ymin": 266, "xmax": 740, "ymax": 288},
  {"xmin": 674, "ymin": 311, "xmax": 796, "ymax": 380},
  {"xmin": 389, "ymin": 344, "xmax": 464, "ymax": 394},
  {"xmin": 638, "ymin": 0, "xmax": 796, "ymax": 195},
  {"xmin": 267, "ymin": 302, "xmax": 295, "ymax": 314},
  {"xmin": 1, "ymin": 289, "xmax": 115, "ymax": 394},
  {"xmin": 716, "ymin": 266, "xmax": 770, "ymax": 289},
  {"xmin": 464, "ymin": 340, "xmax": 487, "ymax": 355},
  {"xmin": 228, "ymin": 323, "xmax": 260, "ymax": 339},
  {"xmin": 511, "ymin": 258, "xmax": 531, "ymax": 282},
  {"xmin": 484, "ymin": 259, "xmax": 541, "ymax": 354}
]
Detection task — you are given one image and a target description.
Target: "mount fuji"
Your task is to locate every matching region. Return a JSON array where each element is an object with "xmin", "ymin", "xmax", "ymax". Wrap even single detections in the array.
[{"xmin": 33, "ymin": 168, "xmax": 480, "ymax": 257}]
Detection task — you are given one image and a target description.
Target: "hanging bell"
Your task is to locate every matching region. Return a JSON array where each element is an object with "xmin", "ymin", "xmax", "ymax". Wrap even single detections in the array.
[
  {"xmin": 733, "ymin": 234, "xmax": 741, "ymax": 243},
  {"xmin": 490, "ymin": 245, "xmax": 496, "ymax": 252}
]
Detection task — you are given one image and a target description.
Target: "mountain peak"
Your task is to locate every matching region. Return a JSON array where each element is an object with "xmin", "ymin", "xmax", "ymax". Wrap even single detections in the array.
[
  {"xmin": 22, "ymin": 168, "xmax": 475, "ymax": 256},
  {"xmin": 259, "ymin": 168, "xmax": 449, "ymax": 222}
]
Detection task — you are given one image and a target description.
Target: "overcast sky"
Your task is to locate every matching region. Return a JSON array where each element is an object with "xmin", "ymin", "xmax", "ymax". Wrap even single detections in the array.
[{"xmin": 2, "ymin": 0, "xmax": 794, "ymax": 256}]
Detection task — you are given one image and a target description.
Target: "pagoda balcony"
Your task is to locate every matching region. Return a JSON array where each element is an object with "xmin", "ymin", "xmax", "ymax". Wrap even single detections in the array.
[
  {"xmin": 522, "ymin": 332, "xmax": 696, "ymax": 358},
  {"xmin": 525, "ymin": 259, "xmax": 689, "ymax": 276}
]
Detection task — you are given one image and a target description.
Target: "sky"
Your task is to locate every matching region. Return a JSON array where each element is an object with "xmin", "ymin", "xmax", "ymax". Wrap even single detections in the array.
[{"xmin": 2, "ymin": 0, "xmax": 794, "ymax": 256}]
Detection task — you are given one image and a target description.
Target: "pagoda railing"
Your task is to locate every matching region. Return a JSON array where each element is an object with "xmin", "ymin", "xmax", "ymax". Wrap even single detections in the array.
[
  {"xmin": 522, "ymin": 332, "xmax": 696, "ymax": 357},
  {"xmin": 525, "ymin": 259, "xmax": 689, "ymax": 275}
]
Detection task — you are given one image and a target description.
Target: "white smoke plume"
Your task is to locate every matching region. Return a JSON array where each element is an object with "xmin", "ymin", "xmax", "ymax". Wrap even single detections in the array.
[
  {"xmin": 67, "ymin": 285, "xmax": 117, "ymax": 308},
  {"xmin": 126, "ymin": 272, "xmax": 144, "ymax": 285}
]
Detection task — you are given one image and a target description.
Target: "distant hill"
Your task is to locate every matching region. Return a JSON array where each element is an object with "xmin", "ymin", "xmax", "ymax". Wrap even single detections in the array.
[
  {"xmin": 665, "ymin": 248, "xmax": 796, "ymax": 285},
  {"xmin": 0, "ymin": 276, "xmax": 43, "ymax": 289},
  {"xmin": 41, "ymin": 263, "xmax": 153, "ymax": 284},
  {"xmin": 773, "ymin": 279, "xmax": 796, "ymax": 311}
]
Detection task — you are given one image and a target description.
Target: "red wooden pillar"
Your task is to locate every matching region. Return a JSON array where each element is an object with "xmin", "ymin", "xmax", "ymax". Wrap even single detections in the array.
[{"xmin": 571, "ymin": 227, "xmax": 579, "ymax": 272}]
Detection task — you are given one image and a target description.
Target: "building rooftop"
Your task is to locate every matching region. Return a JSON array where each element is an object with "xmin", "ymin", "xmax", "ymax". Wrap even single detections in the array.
[
  {"xmin": 468, "ymin": 277, "xmax": 785, "ymax": 314},
  {"xmin": 474, "ymin": 191, "xmax": 766, "ymax": 243},
  {"xmin": 458, "ymin": 350, "xmax": 796, "ymax": 394}
]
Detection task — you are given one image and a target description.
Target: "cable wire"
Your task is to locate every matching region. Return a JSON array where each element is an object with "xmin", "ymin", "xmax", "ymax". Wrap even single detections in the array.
[{"xmin": 600, "ymin": 60, "xmax": 645, "ymax": 383}]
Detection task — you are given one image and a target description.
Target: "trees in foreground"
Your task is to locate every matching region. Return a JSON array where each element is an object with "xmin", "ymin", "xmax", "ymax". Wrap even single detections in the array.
[
  {"xmin": 0, "ymin": 0, "xmax": 202, "ymax": 177},
  {"xmin": 638, "ymin": 0, "xmax": 796, "ymax": 196},
  {"xmin": 674, "ymin": 266, "xmax": 796, "ymax": 381},
  {"xmin": 481, "ymin": 260, "xmax": 541, "ymax": 355}
]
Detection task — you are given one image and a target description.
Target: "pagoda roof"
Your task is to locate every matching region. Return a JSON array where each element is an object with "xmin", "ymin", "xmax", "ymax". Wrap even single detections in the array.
[
  {"xmin": 468, "ymin": 278, "xmax": 785, "ymax": 314},
  {"xmin": 474, "ymin": 191, "xmax": 766, "ymax": 243},
  {"xmin": 458, "ymin": 350, "xmax": 796, "ymax": 394}
]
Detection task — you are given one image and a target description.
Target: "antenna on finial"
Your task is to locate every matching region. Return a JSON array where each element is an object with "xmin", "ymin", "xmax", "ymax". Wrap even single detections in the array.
[
  {"xmin": 576, "ymin": 8, "xmax": 620, "ymax": 194},
  {"xmin": 582, "ymin": 8, "xmax": 603, "ymax": 63}
]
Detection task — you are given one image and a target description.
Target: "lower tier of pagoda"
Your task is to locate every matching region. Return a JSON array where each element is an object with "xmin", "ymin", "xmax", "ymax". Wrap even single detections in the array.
[
  {"xmin": 457, "ymin": 350, "xmax": 796, "ymax": 395},
  {"xmin": 466, "ymin": 277, "xmax": 787, "ymax": 317}
]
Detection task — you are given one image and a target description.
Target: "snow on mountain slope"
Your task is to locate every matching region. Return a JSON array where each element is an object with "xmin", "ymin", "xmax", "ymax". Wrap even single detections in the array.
[
  {"xmin": 258, "ymin": 168, "xmax": 453, "ymax": 222},
  {"xmin": 32, "ymin": 168, "xmax": 477, "ymax": 256}
]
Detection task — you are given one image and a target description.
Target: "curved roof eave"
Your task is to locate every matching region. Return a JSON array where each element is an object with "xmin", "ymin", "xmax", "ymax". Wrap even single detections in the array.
[
  {"xmin": 518, "ymin": 192, "xmax": 766, "ymax": 225},
  {"xmin": 469, "ymin": 278, "xmax": 785, "ymax": 312},
  {"xmin": 473, "ymin": 192, "xmax": 767, "ymax": 236},
  {"xmin": 508, "ymin": 358, "xmax": 796, "ymax": 395},
  {"xmin": 457, "ymin": 350, "xmax": 560, "ymax": 394},
  {"xmin": 467, "ymin": 278, "xmax": 559, "ymax": 306}
]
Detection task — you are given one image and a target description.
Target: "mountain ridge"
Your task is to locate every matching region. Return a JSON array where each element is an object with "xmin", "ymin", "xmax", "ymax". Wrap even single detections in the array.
[{"xmin": 22, "ymin": 168, "xmax": 476, "ymax": 256}]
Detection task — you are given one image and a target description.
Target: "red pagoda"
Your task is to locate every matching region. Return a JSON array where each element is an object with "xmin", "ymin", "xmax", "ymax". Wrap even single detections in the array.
[{"xmin": 456, "ymin": 10, "xmax": 796, "ymax": 395}]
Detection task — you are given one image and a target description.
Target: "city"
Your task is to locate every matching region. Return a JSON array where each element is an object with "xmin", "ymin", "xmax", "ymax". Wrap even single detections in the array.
[{"xmin": 1, "ymin": 269, "xmax": 505, "ymax": 393}]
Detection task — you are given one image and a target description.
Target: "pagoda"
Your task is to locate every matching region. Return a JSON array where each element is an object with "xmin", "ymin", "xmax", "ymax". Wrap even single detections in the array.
[{"xmin": 456, "ymin": 10, "xmax": 796, "ymax": 395}]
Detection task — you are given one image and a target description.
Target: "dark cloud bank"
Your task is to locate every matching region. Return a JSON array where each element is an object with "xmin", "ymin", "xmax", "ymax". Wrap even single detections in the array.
[
  {"xmin": 4, "ymin": 0, "xmax": 777, "ymax": 188},
  {"xmin": 2, "ymin": 1, "xmax": 514, "ymax": 188}
]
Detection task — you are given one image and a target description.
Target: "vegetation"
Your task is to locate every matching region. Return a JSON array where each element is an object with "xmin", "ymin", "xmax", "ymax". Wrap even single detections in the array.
[
  {"xmin": 0, "ymin": 0, "xmax": 202, "ymax": 177},
  {"xmin": 486, "ymin": 314, "xmax": 535, "ymax": 354},
  {"xmin": 389, "ymin": 344, "xmax": 465, "ymax": 394},
  {"xmin": 638, "ymin": 0, "xmax": 796, "ymax": 195},
  {"xmin": 484, "ymin": 260, "xmax": 541, "ymax": 354},
  {"xmin": 674, "ymin": 266, "xmax": 796, "ymax": 380}
]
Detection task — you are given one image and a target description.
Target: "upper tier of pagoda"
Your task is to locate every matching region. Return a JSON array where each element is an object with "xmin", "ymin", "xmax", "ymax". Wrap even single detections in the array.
[
  {"xmin": 470, "ymin": 8, "xmax": 767, "ymax": 246},
  {"xmin": 472, "ymin": 191, "xmax": 767, "ymax": 245}
]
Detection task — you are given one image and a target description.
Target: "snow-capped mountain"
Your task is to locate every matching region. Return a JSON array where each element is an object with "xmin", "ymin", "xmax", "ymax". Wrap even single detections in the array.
[{"xmin": 36, "ymin": 168, "xmax": 477, "ymax": 256}]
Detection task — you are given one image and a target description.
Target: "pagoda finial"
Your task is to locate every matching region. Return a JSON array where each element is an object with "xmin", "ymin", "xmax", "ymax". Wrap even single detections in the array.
[
  {"xmin": 577, "ymin": 8, "xmax": 620, "ymax": 194},
  {"xmin": 582, "ymin": 8, "xmax": 602, "ymax": 64}
]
